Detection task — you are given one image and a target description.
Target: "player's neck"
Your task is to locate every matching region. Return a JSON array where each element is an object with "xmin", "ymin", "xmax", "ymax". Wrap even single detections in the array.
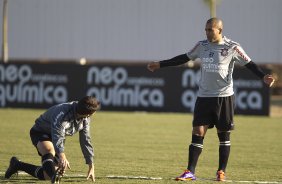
[{"xmin": 210, "ymin": 36, "xmax": 224, "ymax": 44}]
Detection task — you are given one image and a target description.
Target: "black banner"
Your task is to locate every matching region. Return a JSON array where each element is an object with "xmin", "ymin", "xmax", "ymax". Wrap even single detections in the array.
[{"xmin": 0, "ymin": 62, "xmax": 270, "ymax": 115}]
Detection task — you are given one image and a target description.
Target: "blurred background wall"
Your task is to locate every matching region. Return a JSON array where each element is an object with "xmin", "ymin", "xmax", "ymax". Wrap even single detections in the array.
[{"xmin": 0, "ymin": 0, "xmax": 281, "ymax": 63}]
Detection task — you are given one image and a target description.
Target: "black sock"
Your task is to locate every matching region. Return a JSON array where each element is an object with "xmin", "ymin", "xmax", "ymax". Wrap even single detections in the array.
[
  {"xmin": 187, "ymin": 135, "xmax": 204, "ymax": 174},
  {"xmin": 218, "ymin": 132, "xmax": 231, "ymax": 172},
  {"xmin": 17, "ymin": 161, "xmax": 44, "ymax": 180},
  {"xmin": 35, "ymin": 167, "xmax": 45, "ymax": 180},
  {"xmin": 42, "ymin": 153, "xmax": 56, "ymax": 179}
]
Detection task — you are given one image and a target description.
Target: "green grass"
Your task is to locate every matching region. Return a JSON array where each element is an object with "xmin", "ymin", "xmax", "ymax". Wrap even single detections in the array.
[{"xmin": 0, "ymin": 109, "xmax": 282, "ymax": 183}]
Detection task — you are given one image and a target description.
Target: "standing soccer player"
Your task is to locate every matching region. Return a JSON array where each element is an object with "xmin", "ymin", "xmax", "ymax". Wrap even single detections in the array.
[
  {"xmin": 147, "ymin": 18, "xmax": 275, "ymax": 181},
  {"xmin": 5, "ymin": 96, "xmax": 100, "ymax": 183}
]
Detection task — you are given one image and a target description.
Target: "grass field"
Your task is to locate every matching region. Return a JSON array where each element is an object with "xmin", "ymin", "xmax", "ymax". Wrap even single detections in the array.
[{"xmin": 0, "ymin": 107, "xmax": 282, "ymax": 183}]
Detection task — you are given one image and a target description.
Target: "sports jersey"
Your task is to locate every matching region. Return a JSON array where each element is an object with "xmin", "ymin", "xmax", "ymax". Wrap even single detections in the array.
[
  {"xmin": 32, "ymin": 102, "xmax": 94, "ymax": 164},
  {"xmin": 186, "ymin": 36, "xmax": 251, "ymax": 97}
]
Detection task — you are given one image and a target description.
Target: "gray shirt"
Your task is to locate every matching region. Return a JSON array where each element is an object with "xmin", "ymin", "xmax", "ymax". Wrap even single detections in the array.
[
  {"xmin": 187, "ymin": 36, "xmax": 251, "ymax": 97},
  {"xmin": 32, "ymin": 101, "xmax": 94, "ymax": 164}
]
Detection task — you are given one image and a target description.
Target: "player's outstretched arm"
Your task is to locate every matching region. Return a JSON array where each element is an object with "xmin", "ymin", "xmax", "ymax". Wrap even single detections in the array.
[
  {"xmin": 244, "ymin": 61, "xmax": 276, "ymax": 87},
  {"xmin": 86, "ymin": 163, "xmax": 95, "ymax": 182},
  {"xmin": 147, "ymin": 54, "xmax": 190, "ymax": 72},
  {"xmin": 263, "ymin": 74, "xmax": 275, "ymax": 87}
]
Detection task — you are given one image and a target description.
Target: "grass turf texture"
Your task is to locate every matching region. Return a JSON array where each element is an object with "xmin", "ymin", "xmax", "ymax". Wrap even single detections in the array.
[{"xmin": 0, "ymin": 109, "xmax": 281, "ymax": 183}]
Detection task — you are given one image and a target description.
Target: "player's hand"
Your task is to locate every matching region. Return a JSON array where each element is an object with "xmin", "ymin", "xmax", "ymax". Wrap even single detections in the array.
[
  {"xmin": 86, "ymin": 163, "xmax": 95, "ymax": 182},
  {"xmin": 263, "ymin": 74, "xmax": 275, "ymax": 87},
  {"xmin": 58, "ymin": 153, "xmax": 71, "ymax": 171},
  {"xmin": 147, "ymin": 62, "xmax": 160, "ymax": 72}
]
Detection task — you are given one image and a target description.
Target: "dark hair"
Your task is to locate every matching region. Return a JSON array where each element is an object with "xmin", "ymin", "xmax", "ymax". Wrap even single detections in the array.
[
  {"xmin": 206, "ymin": 17, "xmax": 223, "ymax": 27},
  {"xmin": 76, "ymin": 96, "xmax": 100, "ymax": 115},
  {"xmin": 207, "ymin": 17, "xmax": 220, "ymax": 23}
]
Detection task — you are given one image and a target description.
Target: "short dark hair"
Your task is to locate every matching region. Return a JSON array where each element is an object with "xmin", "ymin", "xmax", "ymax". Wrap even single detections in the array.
[
  {"xmin": 76, "ymin": 96, "xmax": 100, "ymax": 115},
  {"xmin": 206, "ymin": 17, "xmax": 223, "ymax": 28},
  {"xmin": 207, "ymin": 17, "xmax": 220, "ymax": 24}
]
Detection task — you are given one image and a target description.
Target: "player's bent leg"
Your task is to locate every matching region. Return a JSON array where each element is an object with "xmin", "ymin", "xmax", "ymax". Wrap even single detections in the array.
[
  {"xmin": 217, "ymin": 131, "xmax": 231, "ymax": 181},
  {"xmin": 5, "ymin": 157, "xmax": 45, "ymax": 180},
  {"xmin": 36, "ymin": 141, "xmax": 57, "ymax": 180},
  {"xmin": 36, "ymin": 140, "xmax": 56, "ymax": 156},
  {"xmin": 41, "ymin": 153, "xmax": 56, "ymax": 180}
]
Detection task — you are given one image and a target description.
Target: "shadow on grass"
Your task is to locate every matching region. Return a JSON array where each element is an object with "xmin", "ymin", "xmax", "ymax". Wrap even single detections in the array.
[
  {"xmin": 0, "ymin": 176, "xmax": 38, "ymax": 183},
  {"xmin": 0, "ymin": 176, "xmax": 87, "ymax": 183}
]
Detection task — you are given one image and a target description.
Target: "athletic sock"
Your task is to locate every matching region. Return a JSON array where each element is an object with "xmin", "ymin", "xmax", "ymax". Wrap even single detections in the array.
[
  {"xmin": 218, "ymin": 132, "xmax": 231, "ymax": 172},
  {"xmin": 35, "ymin": 167, "xmax": 45, "ymax": 180},
  {"xmin": 42, "ymin": 153, "xmax": 56, "ymax": 179},
  {"xmin": 17, "ymin": 161, "xmax": 45, "ymax": 180},
  {"xmin": 187, "ymin": 134, "xmax": 204, "ymax": 173}
]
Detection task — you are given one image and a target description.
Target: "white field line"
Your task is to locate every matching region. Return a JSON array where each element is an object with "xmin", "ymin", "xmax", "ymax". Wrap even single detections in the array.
[
  {"xmin": 106, "ymin": 175, "xmax": 162, "ymax": 180},
  {"xmin": 1, "ymin": 172, "xmax": 281, "ymax": 183}
]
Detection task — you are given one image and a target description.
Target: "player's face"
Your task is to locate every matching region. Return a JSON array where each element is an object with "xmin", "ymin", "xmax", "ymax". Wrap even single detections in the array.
[
  {"xmin": 205, "ymin": 23, "xmax": 222, "ymax": 43},
  {"xmin": 76, "ymin": 112, "xmax": 93, "ymax": 120}
]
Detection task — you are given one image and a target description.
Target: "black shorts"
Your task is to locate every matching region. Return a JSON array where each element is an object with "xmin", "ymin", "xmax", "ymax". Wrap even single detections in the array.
[
  {"xmin": 193, "ymin": 95, "xmax": 235, "ymax": 131},
  {"xmin": 29, "ymin": 128, "xmax": 60, "ymax": 162},
  {"xmin": 30, "ymin": 128, "xmax": 52, "ymax": 156}
]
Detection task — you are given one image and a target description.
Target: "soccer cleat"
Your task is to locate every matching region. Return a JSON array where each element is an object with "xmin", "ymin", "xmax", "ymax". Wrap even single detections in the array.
[
  {"xmin": 51, "ymin": 168, "xmax": 64, "ymax": 184},
  {"xmin": 4, "ymin": 157, "xmax": 20, "ymax": 179},
  {"xmin": 216, "ymin": 170, "xmax": 226, "ymax": 181},
  {"xmin": 175, "ymin": 170, "xmax": 196, "ymax": 181}
]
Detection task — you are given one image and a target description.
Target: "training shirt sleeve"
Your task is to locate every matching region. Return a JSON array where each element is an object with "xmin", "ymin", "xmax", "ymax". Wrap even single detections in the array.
[
  {"xmin": 51, "ymin": 110, "xmax": 67, "ymax": 154},
  {"xmin": 233, "ymin": 45, "xmax": 252, "ymax": 65},
  {"xmin": 245, "ymin": 61, "xmax": 266, "ymax": 79},
  {"xmin": 79, "ymin": 118, "xmax": 94, "ymax": 164},
  {"xmin": 159, "ymin": 54, "xmax": 190, "ymax": 68},
  {"xmin": 233, "ymin": 45, "xmax": 266, "ymax": 79},
  {"xmin": 186, "ymin": 42, "xmax": 201, "ymax": 60}
]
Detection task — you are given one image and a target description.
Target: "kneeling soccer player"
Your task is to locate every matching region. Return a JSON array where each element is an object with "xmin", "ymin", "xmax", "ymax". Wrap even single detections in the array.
[{"xmin": 5, "ymin": 96, "xmax": 100, "ymax": 183}]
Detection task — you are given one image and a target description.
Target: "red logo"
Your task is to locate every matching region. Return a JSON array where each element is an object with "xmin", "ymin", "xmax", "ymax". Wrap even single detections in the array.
[{"xmin": 234, "ymin": 46, "xmax": 250, "ymax": 61}]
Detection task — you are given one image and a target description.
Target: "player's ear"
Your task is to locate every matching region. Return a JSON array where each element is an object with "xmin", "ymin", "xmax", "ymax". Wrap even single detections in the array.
[{"xmin": 219, "ymin": 28, "xmax": 222, "ymax": 34}]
